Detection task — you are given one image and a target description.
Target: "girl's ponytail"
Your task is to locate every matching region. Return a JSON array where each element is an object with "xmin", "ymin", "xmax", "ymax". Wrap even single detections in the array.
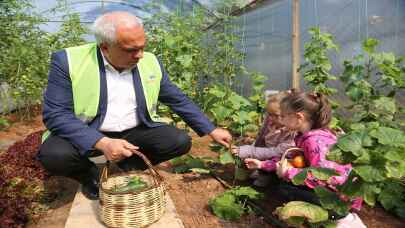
[{"xmin": 312, "ymin": 92, "xmax": 332, "ymax": 129}]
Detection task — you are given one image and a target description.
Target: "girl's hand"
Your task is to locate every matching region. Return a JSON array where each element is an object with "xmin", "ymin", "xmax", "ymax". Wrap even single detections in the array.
[
  {"xmin": 231, "ymin": 146, "xmax": 239, "ymax": 155},
  {"xmin": 244, "ymin": 158, "xmax": 262, "ymax": 170}
]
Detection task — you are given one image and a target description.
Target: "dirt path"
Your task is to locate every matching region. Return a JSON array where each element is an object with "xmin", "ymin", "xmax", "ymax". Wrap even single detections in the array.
[
  {"xmin": 158, "ymin": 135, "xmax": 271, "ymax": 228},
  {"xmin": 0, "ymin": 114, "xmax": 44, "ymax": 152}
]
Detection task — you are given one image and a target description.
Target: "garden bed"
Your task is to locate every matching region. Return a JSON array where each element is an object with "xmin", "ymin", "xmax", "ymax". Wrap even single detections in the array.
[{"xmin": 0, "ymin": 115, "xmax": 404, "ymax": 228}]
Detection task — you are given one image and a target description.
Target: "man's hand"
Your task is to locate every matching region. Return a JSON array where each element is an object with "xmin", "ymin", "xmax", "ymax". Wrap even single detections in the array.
[
  {"xmin": 209, "ymin": 128, "xmax": 232, "ymax": 148},
  {"xmin": 94, "ymin": 137, "xmax": 139, "ymax": 161}
]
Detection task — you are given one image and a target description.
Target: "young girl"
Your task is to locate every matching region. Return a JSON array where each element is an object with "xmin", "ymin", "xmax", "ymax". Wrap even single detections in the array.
[
  {"xmin": 233, "ymin": 91, "xmax": 296, "ymax": 173},
  {"xmin": 245, "ymin": 91, "xmax": 363, "ymax": 212}
]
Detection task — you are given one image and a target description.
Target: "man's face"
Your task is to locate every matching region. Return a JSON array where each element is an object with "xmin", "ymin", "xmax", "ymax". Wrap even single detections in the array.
[{"xmin": 101, "ymin": 25, "xmax": 146, "ymax": 71}]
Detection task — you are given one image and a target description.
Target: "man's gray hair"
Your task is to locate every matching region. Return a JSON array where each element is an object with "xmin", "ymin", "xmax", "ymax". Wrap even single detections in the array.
[{"xmin": 92, "ymin": 11, "xmax": 143, "ymax": 45}]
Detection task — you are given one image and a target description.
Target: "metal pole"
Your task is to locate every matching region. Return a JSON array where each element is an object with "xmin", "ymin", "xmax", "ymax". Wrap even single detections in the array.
[{"xmin": 291, "ymin": 0, "xmax": 300, "ymax": 89}]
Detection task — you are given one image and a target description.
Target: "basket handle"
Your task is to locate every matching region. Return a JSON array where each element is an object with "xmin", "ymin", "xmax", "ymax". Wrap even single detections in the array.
[
  {"xmin": 101, "ymin": 150, "xmax": 164, "ymax": 186},
  {"xmin": 280, "ymin": 147, "xmax": 304, "ymax": 161}
]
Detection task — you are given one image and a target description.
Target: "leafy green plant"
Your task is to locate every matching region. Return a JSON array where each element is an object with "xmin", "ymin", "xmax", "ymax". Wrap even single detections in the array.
[
  {"xmin": 274, "ymin": 201, "xmax": 334, "ymax": 228},
  {"xmin": 0, "ymin": 116, "xmax": 9, "ymax": 130},
  {"xmin": 299, "ymin": 27, "xmax": 339, "ymax": 96},
  {"xmin": 209, "ymin": 142, "xmax": 235, "ymax": 165},
  {"xmin": 209, "ymin": 186, "xmax": 263, "ymax": 220},
  {"xmin": 340, "ymin": 38, "xmax": 405, "ymax": 126},
  {"xmin": 145, "ymin": 6, "xmax": 208, "ymax": 106},
  {"xmin": 204, "ymin": 84, "xmax": 260, "ymax": 135},
  {"xmin": 233, "ymin": 155, "xmax": 249, "ymax": 181},
  {"xmin": 112, "ymin": 176, "xmax": 148, "ymax": 193},
  {"xmin": 296, "ymin": 34, "xmax": 405, "ymax": 218},
  {"xmin": 291, "ymin": 167, "xmax": 352, "ymax": 216},
  {"xmin": 328, "ymin": 122, "xmax": 405, "ymax": 217},
  {"xmin": 0, "ymin": 0, "xmax": 88, "ymax": 120},
  {"xmin": 329, "ymin": 38, "xmax": 405, "ymax": 218},
  {"xmin": 145, "ymin": 2, "xmax": 267, "ymax": 136},
  {"xmin": 169, "ymin": 154, "xmax": 212, "ymax": 174}
]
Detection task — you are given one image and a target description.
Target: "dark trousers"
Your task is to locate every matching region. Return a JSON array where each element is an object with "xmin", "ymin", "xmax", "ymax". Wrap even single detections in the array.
[{"xmin": 38, "ymin": 124, "xmax": 191, "ymax": 183}]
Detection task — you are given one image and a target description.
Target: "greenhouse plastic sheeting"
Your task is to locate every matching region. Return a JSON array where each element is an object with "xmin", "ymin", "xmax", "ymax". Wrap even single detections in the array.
[
  {"xmin": 33, "ymin": 0, "xmax": 218, "ymax": 24},
  {"xmin": 232, "ymin": 0, "xmax": 405, "ymax": 95},
  {"xmin": 32, "ymin": 0, "xmax": 405, "ymax": 94}
]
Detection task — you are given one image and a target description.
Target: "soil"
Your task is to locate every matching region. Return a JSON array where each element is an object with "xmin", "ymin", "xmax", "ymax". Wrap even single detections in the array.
[{"xmin": 0, "ymin": 113, "xmax": 404, "ymax": 228}]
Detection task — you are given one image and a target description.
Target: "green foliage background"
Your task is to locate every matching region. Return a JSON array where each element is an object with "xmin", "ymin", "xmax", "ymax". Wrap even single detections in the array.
[
  {"xmin": 299, "ymin": 28, "xmax": 405, "ymax": 219},
  {"xmin": 0, "ymin": 0, "xmax": 88, "ymax": 120},
  {"xmin": 145, "ymin": 2, "xmax": 267, "ymax": 136}
]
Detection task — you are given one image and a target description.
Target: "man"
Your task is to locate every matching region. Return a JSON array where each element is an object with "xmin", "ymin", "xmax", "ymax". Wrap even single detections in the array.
[{"xmin": 38, "ymin": 11, "xmax": 232, "ymax": 200}]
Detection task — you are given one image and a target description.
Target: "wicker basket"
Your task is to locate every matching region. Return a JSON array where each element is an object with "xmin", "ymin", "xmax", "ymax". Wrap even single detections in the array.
[
  {"xmin": 99, "ymin": 151, "xmax": 166, "ymax": 228},
  {"xmin": 276, "ymin": 147, "xmax": 304, "ymax": 178}
]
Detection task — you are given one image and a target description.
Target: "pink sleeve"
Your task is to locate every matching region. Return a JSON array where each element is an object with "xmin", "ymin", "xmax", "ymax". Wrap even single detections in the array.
[{"xmin": 260, "ymin": 157, "xmax": 281, "ymax": 172}]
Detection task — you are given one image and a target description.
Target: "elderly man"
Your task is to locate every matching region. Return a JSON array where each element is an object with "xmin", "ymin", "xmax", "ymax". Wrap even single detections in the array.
[{"xmin": 38, "ymin": 11, "xmax": 232, "ymax": 200}]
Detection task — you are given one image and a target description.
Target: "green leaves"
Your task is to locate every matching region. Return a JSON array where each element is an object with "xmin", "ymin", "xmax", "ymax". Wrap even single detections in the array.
[
  {"xmin": 229, "ymin": 93, "xmax": 250, "ymax": 110},
  {"xmin": 385, "ymin": 161, "xmax": 405, "ymax": 179},
  {"xmin": 0, "ymin": 2, "xmax": 88, "ymax": 119},
  {"xmin": 112, "ymin": 176, "xmax": 148, "ymax": 193},
  {"xmin": 205, "ymin": 83, "xmax": 259, "ymax": 135},
  {"xmin": 384, "ymin": 149, "xmax": 405, "ymax": 161},
  {"xmin": 362, "ymin": 38, "xmax": 379, "ymax": 54},
  {"xmin": 300, "ymin": 27, "xmax": 339, "ymax": 96},
  {"xmin": 335, "ymin": 131, "xmax": 373, "ymax": 161},
  {"xmin": 361, "ymin": 184, "xmax": 381, "ymax": 206},
  {"xmin": 0, "ymin": 117, "xmax": 10, "ymax": 130},
  {"xmin": 292, "ymin": 168, "xmax": 338, "ymax": 185},
  {"xmin": 275, "ymin": 201, "xmax": 329, "ymax": 225},
  {"xmin": 211, "ymin": 105, "xmax": 232, "ymax": 123},
  {"xmin": 169, "ymin": 155, "xmax": 208, "ymax": 173},
  {"xmin": 330, "ymin": 113, "xmax": 405, "ymax": 216},
  {"xmin": 378, "ymin": 182, "xmax": 405, "ymax": 211},
  {"xmin": 336, "ymin": 133, "xmax": 364, "ymax": 152},
  {"xmin": 314, "ymin": 187, "xmax": 350, "ymax": 216},
  {"xmin": 209, "ymin": 187, "xmax": 262, "ymax": 221},
  {"xmin": 209, "ymin": 193, "xmax": 244, "ymax": 220},
  {"xmin": 228, "ymin": 186, "xmax": 263, "ymax": 199},
  {"xmin": 371, "ymin": 97, "xmax": 396, "ymax": 121},
  {"xmin": 369, "ymin": 127, "xmax": 405, "ymax": 147},
  {"xmin": 353, "ymin": 165, "xmax": 385, "ymax": 182},
  {"xmin": 299, "ymin": 30, "xmax": 405, "ymax": 219},
  {"xmin": 341, "ymin": 36, "xmax": 404, "ymax": 126},
  {"xmin": 219, "ymin": 151, "xmax": 235, "ymax": 165},
  {"xmin": 145, "ymin": 3, "xmax": 266, "ymax": 135},
  {"xmin": 175, "ymin": 55, "xmax": 192, "ymax": 68}
]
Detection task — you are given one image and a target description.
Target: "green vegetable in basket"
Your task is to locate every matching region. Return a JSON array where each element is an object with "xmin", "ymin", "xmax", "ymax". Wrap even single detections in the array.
[{"xmin": 113, "ymin": 176, "xmax": 148, "ymax": 193}]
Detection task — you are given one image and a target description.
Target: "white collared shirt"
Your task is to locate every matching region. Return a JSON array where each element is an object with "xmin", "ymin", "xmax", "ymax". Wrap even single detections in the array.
[{"xmin": 98, "ymin": 52, "xmax": 139, "ymax": 132}]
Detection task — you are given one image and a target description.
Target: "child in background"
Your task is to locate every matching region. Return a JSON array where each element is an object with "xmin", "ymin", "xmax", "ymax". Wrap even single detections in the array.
[
  {"xmin": 245, "ymin": 90, "xmax": 365, "ymax": 227},
  {"xmin": 232, "ymin": 91, "xmax": 296, "ymax": 186}
]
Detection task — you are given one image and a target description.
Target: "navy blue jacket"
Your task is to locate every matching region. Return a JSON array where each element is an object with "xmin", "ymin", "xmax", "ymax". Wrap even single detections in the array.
[{"xmin": 43, "ymin": 47, "xmax": 215, "ymax": 155}]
